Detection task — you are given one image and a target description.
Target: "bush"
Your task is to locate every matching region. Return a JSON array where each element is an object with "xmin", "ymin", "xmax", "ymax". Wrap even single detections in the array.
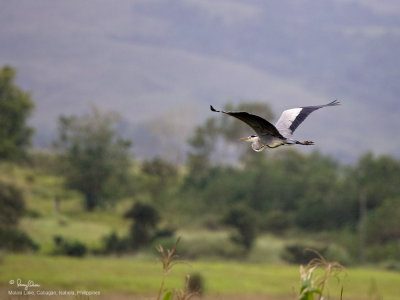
[
  {"xmin": 367, "ymin": 198, "xmax": 400, "ymax": 244},
  {"xmin": 101, "ymin": 231, "xmax": 129, "ymax": 255},
  {"xmin": 366, "ymin": 242, "xmax": 400, "ymax": 262},
  {"xmin": 380, "ymin": 260, "xmax": 400, "ymax": 272},
  {"xmin": 0, "ymin": 181, "xmax": 25, "ymax": 226},
  {"xmin": 188, "ymin": 273, "xmax": 205, "ymax": 295},
  {"xmin": 125, "ymin": 202, "xmax": 160, "ymax": 250},
  {"xmin": 281, "ymin": 243, "xmax": 327, "ymax": 264},
  {"xmin": 281, "ymin": 242, "xmax": 351, "ymax": 265},
  {"xmin": 52, "ymin": 235, "xmax": 87, "ymax": 257},
  {"xmin": 263, "ymin": 210, "xmax": 294, "ymax": 234},
  {"xmin": 224, "ymin": 205, "xmax": 258, "ymax": 254},
  {"xmin": 0, "ymin": 227, "xmax": 39, "ymax": 252},
  {"xmin": 324, "ymin": 243, "xmax": 352, "ymax": 266}
]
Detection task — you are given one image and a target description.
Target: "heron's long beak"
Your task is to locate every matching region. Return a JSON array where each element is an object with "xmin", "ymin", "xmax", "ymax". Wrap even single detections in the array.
[{"xmin": 239, "ymin": 137, "xmax": 250, "ymax": 141}]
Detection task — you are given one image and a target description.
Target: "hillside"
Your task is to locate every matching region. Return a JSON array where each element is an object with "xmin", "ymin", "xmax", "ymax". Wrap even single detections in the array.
[{"xmin": 1, "ymin": 1, "xmax": 399, "ymax": 162}]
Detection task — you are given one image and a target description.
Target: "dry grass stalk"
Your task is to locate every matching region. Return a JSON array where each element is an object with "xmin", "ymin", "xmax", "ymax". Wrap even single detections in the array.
[
  {"xmin": 173, "ymin": 274, "xmax": 199, "ymax": 300},
  {"xmin": 299, "ymin": 249, "xmax": 346, "ymax": 300},
  {"xmin": 156, "ymin": 237, "xmax": 183, "ymax": 300}
]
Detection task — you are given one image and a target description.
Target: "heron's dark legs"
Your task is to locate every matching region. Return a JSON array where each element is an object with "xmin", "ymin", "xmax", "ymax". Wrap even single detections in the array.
[{"xmin": 296, "ymin": 140, "xmax": 314, "ymax": 145}]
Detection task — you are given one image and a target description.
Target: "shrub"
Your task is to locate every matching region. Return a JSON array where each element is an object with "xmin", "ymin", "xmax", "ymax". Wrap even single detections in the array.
[
  {"xmin": 380, "ymin": 260, "xmax": 400, "ymax": 272},
  {"xmin": 281, "ymin": 243, "xmax": 328, "ymax": 264},
  {"xmin": 366, "ymin": 242, "xmax": 400, "ymax": 262},
  {"xmin": 52, "ymin": 235, "xmax": 87, "ymax": 257},
  {"xmin": 263, "ymin": 210, "xmax": 294, "ymax": 234},
  {"xmin": 367, "ymin": 198, "xmax": 400, "ymax": 244},
  {"xmin": 324, "ymin": 243, "xmax": 352, "ymax": 266},
  {"xmin": 125, "ymin": 202, "xmax": 160, "ymax": 250},
  {"xmin": 0, "ymin": 181, "xmax": 25, "ymax": 226},
  {"xmin": 188, "ymin": 273, "xmax": 205, "ymax": 296},
  {"xmin": 281, "ymin": 242, "xmax": 351, "ymax": 265},
  {"xmin": 101, "ymin": 231, "xmax": 129, "ymax": 255},
  {"xmin": 0, "ymin": 227, "xmax": 39, "ymax": 252},
  {"xmin": 224, "ymin": 205, "xmax": 258, "ymax": 254},
  {"xmin": 298, "ymin": 251, "xmax": 346, "ymax": 300}
]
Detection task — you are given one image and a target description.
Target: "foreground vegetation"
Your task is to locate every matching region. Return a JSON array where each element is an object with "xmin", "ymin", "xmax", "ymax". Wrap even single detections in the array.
[{"xmin": 1, "ymin": 253, "xmax": 399, "ymax": 299}]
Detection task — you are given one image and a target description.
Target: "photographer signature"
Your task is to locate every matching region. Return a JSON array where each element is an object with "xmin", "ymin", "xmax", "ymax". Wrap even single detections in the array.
[{"xmin": 9, "ymin": 279, "xmax": 40, "ymax": 290}]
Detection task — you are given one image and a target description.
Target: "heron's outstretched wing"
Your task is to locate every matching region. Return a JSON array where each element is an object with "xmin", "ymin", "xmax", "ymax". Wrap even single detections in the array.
[
  {"xmin": 275, "ymin": 100, "xmax": 340, "ymax": 138},
  {"xmin": 210, "ymin": 105, "xmax": 284, "ymax": 138}
]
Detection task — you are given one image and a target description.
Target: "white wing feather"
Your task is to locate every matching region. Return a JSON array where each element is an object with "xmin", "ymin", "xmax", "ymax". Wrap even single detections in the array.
[{"xmin": 275, "ymin": 108, "xmax": 302, "ymax": 138}]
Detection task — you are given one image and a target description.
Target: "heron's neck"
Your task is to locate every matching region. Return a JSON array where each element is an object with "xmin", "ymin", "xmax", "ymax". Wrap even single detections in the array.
[{"xmin": 251, "ymin": 137, "xmax": 265, "ymax": 152}]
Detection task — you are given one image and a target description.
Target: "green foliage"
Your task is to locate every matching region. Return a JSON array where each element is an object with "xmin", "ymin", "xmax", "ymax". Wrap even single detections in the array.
[
  {"xmin": 162, "ymin": 291, "xmax": 173, "ymax": 300},
  {"xmin": 52, "ymin": 235, "xmax": 87, "ymax": 257},
  {"xmin": 141, "ymin": 157, "xmax": 178, "ymax": 185},
  {"xmin": 298, "ymin": 252, "xmax": 345, "ymax": 300},
  {"xmin": 0, "ymin": 181, "xmax": 25, "ymax": 226},
  {"xmin": 0, "ymin": 180, "xmax": 38, "ymax": 252},
  {"xmin": 0, "ymin": 65, "xmax": 34, "ymax": 161},
  {"xmin": 263, "ymin": 210, "xmax": 294, "ymax": 233},
  {"xmin": 351, "ymin": 153, "xmax": 400, "ymax": 209},
  {"xmin": 139, "ymin": 157, "xmax": 179, "ymax": 206},
  {"xmin": 224, "ymin": 205, "xmax": 258, "ymax": 253},
  {"xmin": 282, "ymin": 241, "xmax": 352, "ymax": 266},
  {"xmin": 125, "ymin": 202, "xmax": 160, "ymax": 227},
  {"xmin": 282, "ymin": 244, "xmax": 327, "ymax": 265},
  {"xmin": 100, "ymin": 231, "xmax": 129, "ymax": 255},
  {"xmin": 156, "ymin": 238, "xmax": 199, "ymax": 300},
  {"xmin": 187, "ymin": 272, "xmax": 205, "ymax": 296},
  {"xmin": 125, "ymin": 202, "xmax": 160, "ymax": 249},
  {"xmin": 366, "ymin": 242, "xmax": 400, "ymax": 263},
  {"xmin": 366, "ymin": 197, "xmax": 400, "ymax": 244},
  {"xmin": 0, "ymin": 227, "xmax": 39, "ymax": 252},
  {"xmin": 54, "ymin": 107, "xmax": 132, "ymax": 211}
]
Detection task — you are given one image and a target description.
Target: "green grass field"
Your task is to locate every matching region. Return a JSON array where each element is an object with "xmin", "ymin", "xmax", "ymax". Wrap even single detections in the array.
[
  {"xmin": 1, "ymin": 163, "xmax": 400, "ymax": 299},
  {"xmin": 1, "ymin": 254, "xmax": 400, "ymax": 299}
]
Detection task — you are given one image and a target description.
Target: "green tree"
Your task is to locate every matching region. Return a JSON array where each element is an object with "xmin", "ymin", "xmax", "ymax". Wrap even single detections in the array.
[
  {"xmin": 0, "ymin": 181, "xmax": 25, "ymax": 227},
  {"xmin": 0, "ymin": 181, "xmax": 38, "ymax": 252},
  {"xmin": 352, "ymin": 153, "xmax": 400, "ymax": 209},
  {"xmin": 350, "ymin": 153, "xmax": 400, "ymax": 262},
  {"xmin": 125, "ymin": 202, "xmax": 160, "ymax": 249},
  {"xmin": 55, "ymin": 107, "xmax": 132, "ymax": 211},
  {"xmin": 367, "ymin": 197, "xmax": 400, "ymax": 244},
  {"xmin": 140, "ymin": 157, "xmax": 178, "ymax": 201},
  {"xmin": 0, "ymin": 65, "xmax": 34, "ymax": 161},
  {"xmin": 224, "ymin": 205, "xmax": 258, "ymax": 254},
  {"xmin": 294, "ymin": 152, "xmax": 343, "ymax": 230}
]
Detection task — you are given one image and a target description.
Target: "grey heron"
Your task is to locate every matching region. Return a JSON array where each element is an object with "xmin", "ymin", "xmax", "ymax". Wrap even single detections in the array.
[{"xmin": 210, "ymin": 100, "xmax": 340, "ymax": 152}]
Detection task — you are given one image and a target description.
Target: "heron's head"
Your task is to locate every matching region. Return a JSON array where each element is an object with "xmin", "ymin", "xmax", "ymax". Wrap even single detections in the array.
[{"xmin": 239, "ymin": 135, "xmax": 258, "ymax": 142}]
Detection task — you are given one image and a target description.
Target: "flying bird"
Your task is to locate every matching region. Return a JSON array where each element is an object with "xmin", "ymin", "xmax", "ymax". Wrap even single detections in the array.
[{"xmin": 210, "ymin": 100, "xmax": 340, "ymax": 152}]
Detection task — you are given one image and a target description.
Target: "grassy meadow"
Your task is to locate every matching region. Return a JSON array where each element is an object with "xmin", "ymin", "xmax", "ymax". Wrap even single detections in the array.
[
  {"xmin": 1, "ymin": 253, "xmax": 400, "ymax": 299},
  {"xmin": 1, "ymin": 162, "xmax": 400, "ymax": 299}
]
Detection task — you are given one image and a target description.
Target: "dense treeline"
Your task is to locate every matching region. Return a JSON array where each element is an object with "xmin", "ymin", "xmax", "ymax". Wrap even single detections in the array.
[
  {"xmin": 1, "ymin": 65, "xmax": 399, "ymax": 264},
  {"xmin": 148, "ymin": 150, "xmax": 400, "ymax": 261}
]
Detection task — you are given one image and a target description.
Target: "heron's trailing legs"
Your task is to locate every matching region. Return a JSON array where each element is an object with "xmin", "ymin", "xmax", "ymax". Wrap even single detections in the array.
[
  {"xmin": 285, "ymin": 139, "xmax": 314, "ymax": 146},
  {"xmin": 296, "ymin": 140, "xmax": 314, "ymax": 145}
]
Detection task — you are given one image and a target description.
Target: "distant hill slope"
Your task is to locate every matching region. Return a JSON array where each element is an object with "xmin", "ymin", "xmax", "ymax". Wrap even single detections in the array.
[{"xmin": 1, "ymin": 0, "xmax": 399, "ymax": 162}]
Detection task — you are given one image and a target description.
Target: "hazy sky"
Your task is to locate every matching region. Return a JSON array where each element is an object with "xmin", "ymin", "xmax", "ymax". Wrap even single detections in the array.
[{"xmin": 1, "ymin": 0, "xmax": 399, "ymax": 162}]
